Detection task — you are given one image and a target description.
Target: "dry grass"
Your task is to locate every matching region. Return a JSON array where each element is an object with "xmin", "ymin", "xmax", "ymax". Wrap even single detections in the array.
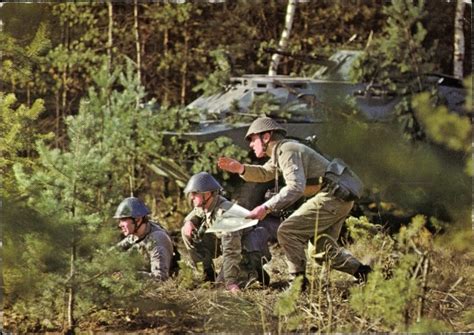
[
  {"xmin": 5, "ymin": 226, "xmax": 472, "ymax": 333},
  {"xmin": 86, "ymin": 228, "xmax": 473, "ymax": 334}
]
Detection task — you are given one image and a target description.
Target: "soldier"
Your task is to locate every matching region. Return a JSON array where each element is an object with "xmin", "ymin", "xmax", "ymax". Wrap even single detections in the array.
[
  {"xmin": 218, "ymin": 116, "xmax": 372, "ymax": 288},
  {"xmin": 114, "ymin": 197, "xmax": 174, "ymax": 281},
  {"xmin": 181, "ymin": 172, "xmax": 271, "ymax": 293}
]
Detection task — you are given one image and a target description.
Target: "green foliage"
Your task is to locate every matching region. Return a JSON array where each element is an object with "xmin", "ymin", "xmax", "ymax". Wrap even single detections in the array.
[
  {"xmin": 351, "ymin": 0, "xmax": 436, "ymax": 90},
  {"xmin": 191, "ymin": 137, "xmax": 249, "ymax": 176},
  {"xmin": 274, "ymin": 276, "xmax": 304, "ymax": 333},
  {"xmin": 79, "ymin": 249, "xmax": 147, "ymax": 308},
  {"xmin": 350, "ymin": 0, "xmax": 440, "ymax": 140},
  {"xmin": 345, "ymin": 216, "xmax": 383, "ymax": 241},
  {"xmin": 349, "ymin": 215, "xmax": 434, "ymax": 331},
  {"xmin": 412, "ymin": 92, "xmax": 471, "ymax": 176},
  {"xmin": 6, "ymin": 60, "xmax": 170, "ymax": 331},
  {"xmin": 350, "ymin": 255, "xmax": 420, "ymax": 330},
  {"xmin": 317, "ymin": 115, "xmax": 471, "ymax": 225},
  {"xmin": 0, "ymin": 22, "xmax": 51, "ymax": 92},
  {"xmin": 192, "ymin": 48, "xmax": 233, "ymax": 96},
  {"xmin": 5, "ymin": 56, "xmax": 256, "ymax": 330},
  {"xmin": 224, "ymin": 93, "xmax": 292, "ymax": 125},
  {"xmin": 258, "ymin": 2, "xmax": 385, "ymax": 76},
  {"xmin": 407, "ymin": 318, "xmax": 451, "ymax": 333},
  {"xmin": 413, "ymin": 92, "xmax": 471, "ymax": 151},
  {"xmin": 176, "ymin": 260, "xmax": 206, "ymax": 290},
  {"xmin": 0, "ymin": 93, "xmax": 51, "ymax": 197}
]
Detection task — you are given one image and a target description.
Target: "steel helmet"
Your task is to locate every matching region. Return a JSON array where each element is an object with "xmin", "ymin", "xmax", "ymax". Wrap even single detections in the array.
[
  {"xmin": 244, "ymin": 116, "xmax": 287, "ymax": 141},
  {"xmin": 113, "ymin": 197, "xmax": 151, "ymax": 219},
  {"xmin": 184, "ymin": 172, "xmax": 222, "ymax": 194}
]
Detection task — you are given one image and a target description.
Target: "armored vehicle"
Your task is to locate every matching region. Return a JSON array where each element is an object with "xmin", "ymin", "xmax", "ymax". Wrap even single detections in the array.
[{"xmin": 170, "ymin": 50, "xmax": 466, "ymax": 148}]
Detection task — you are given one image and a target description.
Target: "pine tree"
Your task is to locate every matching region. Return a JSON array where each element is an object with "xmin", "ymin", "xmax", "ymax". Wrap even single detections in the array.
[
  {"xmin": 7, "ymin": 61, "xmax": 158, "ymax": 332},
  {"xmin": 5, "ymin": 56, "xmax": 250, "ymax": 331},
  {"xmin": 349, "ymin": 0, "xmax": 446, "ymax": 141},
  {"xmin": 0, "ymin": 22, "xmax": 51, "ymax": 106},
  {"xmin": 0, "ymin": 93, "xmax": 49, "ymax": 197}
]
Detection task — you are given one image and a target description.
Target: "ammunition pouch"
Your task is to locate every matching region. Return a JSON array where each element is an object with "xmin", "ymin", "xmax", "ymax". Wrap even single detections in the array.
[{"xmin": 323, "ymin": 158, "xmax": 363, "ymax": 201}]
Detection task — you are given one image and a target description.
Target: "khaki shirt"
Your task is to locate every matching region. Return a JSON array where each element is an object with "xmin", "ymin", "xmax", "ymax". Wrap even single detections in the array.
[
  {"xmin": 241, "ymin": 139, "xmax": 330, "ymax": 212},
  {"xmin": 183, "ymin": 195, "xmax": 243, "ymax": 284},
  {"xmin": 184, "ymin": 195, "xmax": 233, "ymax": 231},
  {"xmin": 116, "ymin": 221, "xmax": 173, "ymax": 281}
]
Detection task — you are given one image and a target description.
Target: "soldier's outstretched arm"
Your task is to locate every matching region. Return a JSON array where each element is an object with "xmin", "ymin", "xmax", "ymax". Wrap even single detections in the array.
[{"xmin": 218, "ymin": 157, "xmax": 244, "ymax": 174}]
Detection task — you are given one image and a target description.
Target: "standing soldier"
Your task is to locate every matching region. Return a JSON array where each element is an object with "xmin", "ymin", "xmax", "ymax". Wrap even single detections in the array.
[
  {"xmin": 181, "ymin": 172, "xmax": 271, "ymax": 293},
  {"xmin": 114, "ymin": 197, "xmax": 174, "ymax": 281},
  {"xmin": 218, "ymin": 116, "xmax": 371, "ymax": 288}
]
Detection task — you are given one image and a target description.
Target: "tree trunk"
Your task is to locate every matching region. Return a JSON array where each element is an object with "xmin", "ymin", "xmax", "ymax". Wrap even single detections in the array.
[
  {"xmin": 55, "ymin": 91, "xmax": 60, "ymax": 148},
  {"xmin": 134, "ymin": 0, "xmax": 142, "ymax": 87},
  {"xmin": 107, "ymin": 1, "xmax": 113, "ymax": 72},
  {"xmin": 163, "ymin": 27, "xmax": 169, "ymax": 107},
  {"xmin": 453, "ymin": 0, "xmax": 465, "ymax": 79},
  {"xmin": 181, "ymin": 20, "xmax": 189, "ymax": 105},
  {"xmin": 268, "ymin": 0, "xmax": 297, "ymax": 75},
  {"xmin": 66, "ymin": 243, "xmax": 76, "ymax": 334},
  {"xmin": 61, "ymin": 16, "xmax": 70, "ymax": 150}
]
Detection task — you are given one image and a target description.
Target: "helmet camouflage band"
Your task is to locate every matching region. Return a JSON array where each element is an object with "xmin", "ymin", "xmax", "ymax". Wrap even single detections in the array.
[
  {"xmin": 184, "ymin": 172, "xmax": 222, "ymax": 194},
  {"xmin": 244, "ymin": 116, "xmax": 287, "ymax": 141},
  {"xmin": 113, "ymin": 197, "xmax": 151, "ymax": 219}
]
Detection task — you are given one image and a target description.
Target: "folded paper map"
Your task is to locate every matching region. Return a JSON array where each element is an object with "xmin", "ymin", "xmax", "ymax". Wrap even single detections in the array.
[{"xmin": 206, "ymin": 203, "xmax": 259, "ymax": 233}]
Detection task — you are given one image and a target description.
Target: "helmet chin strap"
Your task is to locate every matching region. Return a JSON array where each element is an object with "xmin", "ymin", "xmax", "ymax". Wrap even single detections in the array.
[
  {"xmin": 203, "ymin": 192, "xmax": 214, "ymax": 210},
  {"xmin": 132, "ymin": 217, "xmax": 145, "ymax": 234},
  {"xmin": 259, "ymin": 131, "xmax": 272, "ymax": 154}
]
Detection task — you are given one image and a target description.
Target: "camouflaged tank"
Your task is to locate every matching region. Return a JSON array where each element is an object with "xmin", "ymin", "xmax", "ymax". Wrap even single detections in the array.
[{"xmin": 167, "ymin": 50, "xmax": 466, "ymax": 148}]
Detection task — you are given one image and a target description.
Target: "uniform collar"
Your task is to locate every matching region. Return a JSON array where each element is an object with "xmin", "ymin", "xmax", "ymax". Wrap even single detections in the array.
[
  {"xmin": 267, "ymin": 139, "xmax": 284, "ymax": 157},
  {"xmin": 134, "ymin": 221, "xmax": 151, "ymax": 243}
]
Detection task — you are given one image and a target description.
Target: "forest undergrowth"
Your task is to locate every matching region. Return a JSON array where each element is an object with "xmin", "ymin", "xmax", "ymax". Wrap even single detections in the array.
[{"xmin": 5, "ymin": 215, "xmax": 473, "ymax": 334}]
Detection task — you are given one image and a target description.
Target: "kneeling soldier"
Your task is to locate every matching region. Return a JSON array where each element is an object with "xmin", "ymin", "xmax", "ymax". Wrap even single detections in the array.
[{"xmin": 181, "ymin": 172, "xmax": 271, "ymax": 293}]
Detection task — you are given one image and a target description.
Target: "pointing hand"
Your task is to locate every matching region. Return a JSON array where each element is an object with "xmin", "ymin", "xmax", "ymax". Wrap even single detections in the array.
[{"xmin": 217, "ymin": 157, "xmax": 244, "ymax": 174}]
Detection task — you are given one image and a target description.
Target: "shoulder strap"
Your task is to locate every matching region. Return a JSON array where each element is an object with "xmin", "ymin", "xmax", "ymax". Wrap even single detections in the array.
[{"xmin": 272, "ymin": 139, "xmax": 292, "ymax": 192}]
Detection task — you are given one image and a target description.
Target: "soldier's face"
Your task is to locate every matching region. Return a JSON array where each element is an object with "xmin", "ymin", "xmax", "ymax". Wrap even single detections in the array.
[
  {"xmin": 118, "ymin": 218, "xmax": 135, "ymax": 236},
  {"xmin": 189, "ymin": 191, "xmax": 212, "ymax": 209},
  {"xmin": 249, "ymin": 133, "xmax": 269, "ymax": 158}
]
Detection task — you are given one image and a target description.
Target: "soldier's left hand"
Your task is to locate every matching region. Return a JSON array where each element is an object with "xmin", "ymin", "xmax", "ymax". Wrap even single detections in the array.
[{"xmin": 246, "ymin": 204, "xmax": 267, "ymax": 221}]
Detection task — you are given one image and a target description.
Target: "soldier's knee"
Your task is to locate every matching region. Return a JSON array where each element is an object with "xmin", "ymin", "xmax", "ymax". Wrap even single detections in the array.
[{"xmin": 277, "ymin": 224, "xmax": 289, "ymax": 241}]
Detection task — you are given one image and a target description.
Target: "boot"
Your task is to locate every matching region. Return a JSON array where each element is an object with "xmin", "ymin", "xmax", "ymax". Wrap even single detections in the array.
[
  {"xmin": 245, "ymin": 267, "xmax": 271, "ymax": 288},
  {"xmin": 354, "ymin": 264, "xmax": 372, "ymax": 283},
  {"xmin": 204, "ymin": 267, "xmax": 217, "ymax": 282},
  {"xmin": 289, "ymin": 272, "xmax": 309, "ymax": 292}
]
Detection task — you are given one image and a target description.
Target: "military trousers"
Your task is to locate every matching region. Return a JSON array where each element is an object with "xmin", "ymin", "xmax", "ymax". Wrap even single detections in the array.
[
  {"xmin": 277, "ymin": 194, "xmax": 362, "ymax": 275},
  {"xmin": 181, "ymin": 226, "xmax": 270, "ymax": 285}
]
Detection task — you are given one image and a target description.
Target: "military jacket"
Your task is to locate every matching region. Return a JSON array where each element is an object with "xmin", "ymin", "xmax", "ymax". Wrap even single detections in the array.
[
  {"xmin": 116, "ymin": 221, "xmax": 173, "ymax": 281},
  {"xmin": 184, "ymin": 195, "xmax": 233, "ymax": 232},
  {"xmin": 241, "ymin": 139, "xmax": 330, "ymax": 212}
]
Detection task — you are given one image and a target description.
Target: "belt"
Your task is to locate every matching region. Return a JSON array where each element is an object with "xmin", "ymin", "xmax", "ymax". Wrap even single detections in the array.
[{"xmin": 304, "ymin": 177, "xmax": 323, "ymax": 197}]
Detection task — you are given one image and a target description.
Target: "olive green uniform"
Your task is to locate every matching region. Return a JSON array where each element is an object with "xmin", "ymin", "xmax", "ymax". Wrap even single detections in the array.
[
  {"xmin": 241, "ymin": 139, "xmax": 362, "ymax": 275},
  {"xmin": 116, "ymin": 221, "xmax": 173, "ymax": 281},
  {"xmin": 182, "ymin": 195, "xmax": 270, "ymax": 285}
]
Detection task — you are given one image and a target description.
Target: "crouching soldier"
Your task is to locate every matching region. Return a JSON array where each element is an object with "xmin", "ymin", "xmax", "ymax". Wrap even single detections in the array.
[
  {"xmin": 218, "ymin": 116, "xmax": 372, "ymax": 289},
  {"xmin": 181, "ymin": 172, "xmax": 271, "ymax": 293},
  {"xmin": 114, "ymin": 197, "xmax": 174, "ymax": 281}
]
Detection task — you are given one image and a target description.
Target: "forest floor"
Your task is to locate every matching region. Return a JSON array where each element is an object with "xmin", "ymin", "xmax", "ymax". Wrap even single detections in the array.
[
  {"xmin": 3, "ymin": 224, "xmax": 473, "ymax": 334},
  {"xmin": 77, "ymin": 235, "xmax": 473, "ymax": 334}
]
